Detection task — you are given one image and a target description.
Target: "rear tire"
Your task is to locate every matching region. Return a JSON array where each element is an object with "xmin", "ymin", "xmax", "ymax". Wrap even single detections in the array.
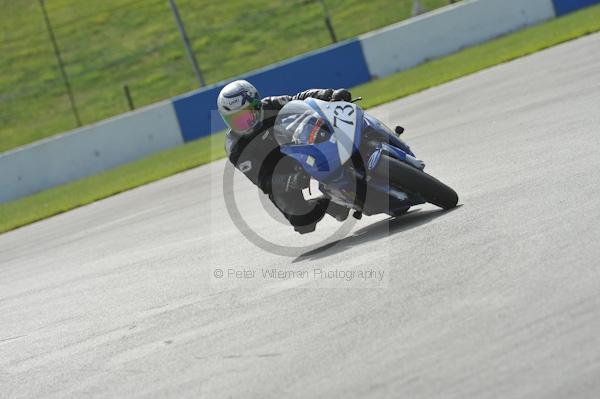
[{"xmin": 371, "ymin": 155, "xmax": 458, "ymax": 210}]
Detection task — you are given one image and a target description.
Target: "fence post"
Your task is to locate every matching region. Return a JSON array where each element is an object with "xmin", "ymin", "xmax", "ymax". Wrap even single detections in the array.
[
  {"xmin": 123, "ymin": 85, "xmax": 135, "ymax": 110},
  {"xmin": 168, "ymin": 0, "xmax": 206, "ymax": 87},
  {"xmin": 39, "ymin": 0, "xmax": 81, "ymax": 127},
  {"xmin": 412, "ymin": 0, "xmax": 426, "ymax": 17},
  {"xmin": 317, "ymin": 0, "xmax": 337, "ymax": 43}
]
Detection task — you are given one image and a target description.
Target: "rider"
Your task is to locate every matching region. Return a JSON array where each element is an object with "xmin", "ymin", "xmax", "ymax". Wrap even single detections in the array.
[{"xmin": 217, "ymin": 80, "xmax": 352, "ymax": 233}]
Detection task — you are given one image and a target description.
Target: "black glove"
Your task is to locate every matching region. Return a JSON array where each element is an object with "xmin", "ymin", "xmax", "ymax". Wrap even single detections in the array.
[
  {"xmin": 320, "ymin": 88, "xmax": 334, "ymax": 101},
  {"xmin": 332, "ymin": 88, "xmax": 352, "ymax": 102}
]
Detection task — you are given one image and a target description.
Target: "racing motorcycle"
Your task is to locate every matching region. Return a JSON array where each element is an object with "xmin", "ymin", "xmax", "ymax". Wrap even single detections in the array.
[{"xmin": 273, "ymin": 98, "xmax": 458, "ymax": 233}]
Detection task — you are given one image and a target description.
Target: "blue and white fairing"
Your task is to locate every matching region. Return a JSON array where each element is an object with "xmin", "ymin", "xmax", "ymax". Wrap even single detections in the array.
[
  {"xmin": 273, "ymin": 98, "xmax": 426, "ymax": 213},
  {"xmin": 273, "ymin": 99, "xmax": 363, "ymax": 182}
]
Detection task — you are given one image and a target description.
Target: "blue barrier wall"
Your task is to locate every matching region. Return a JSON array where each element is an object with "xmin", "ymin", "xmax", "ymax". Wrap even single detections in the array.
[
  {"xmin": 552, "ymin": 0, "xmax": 600, "ymax": 15},
  {"xmin": 172, "ymin": 38, "xmax": 371, "ymax": 142}
]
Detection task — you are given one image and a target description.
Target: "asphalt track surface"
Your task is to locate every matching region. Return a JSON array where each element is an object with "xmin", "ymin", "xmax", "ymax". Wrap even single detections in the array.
[{"xmin": 2, "ymin": 33, "xmax": 600, "ymax": 398}]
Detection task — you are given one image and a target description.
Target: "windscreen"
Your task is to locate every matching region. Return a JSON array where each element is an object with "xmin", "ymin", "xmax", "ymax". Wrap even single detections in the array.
[{"xmin": 274, "ymin": 101, "xmax": 332, "ymax": 146}]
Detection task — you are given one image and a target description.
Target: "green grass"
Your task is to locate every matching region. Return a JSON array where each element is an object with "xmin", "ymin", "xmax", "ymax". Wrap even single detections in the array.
[
  {"xmin": 0, "ymin": 0, "xmax": 449, "ymax": 153},
  {"xmin": 2, "ymin": 3, "xmax": 600, "ymax": 234},
  {"xmin": 0, "ymin": 133, "xmax": 225, "ymax": 233}
]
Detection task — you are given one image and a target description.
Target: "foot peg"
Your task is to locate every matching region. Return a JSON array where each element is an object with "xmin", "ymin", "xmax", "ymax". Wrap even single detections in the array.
[{"xmin": 352, "ymin": 211, "xmax": 363, "ymax": 220}]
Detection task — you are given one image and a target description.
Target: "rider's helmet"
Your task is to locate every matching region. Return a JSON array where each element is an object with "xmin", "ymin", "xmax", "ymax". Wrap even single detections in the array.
[{"xmin": 217, "ymin": 80, "xmax": 263, "ymax": 135}]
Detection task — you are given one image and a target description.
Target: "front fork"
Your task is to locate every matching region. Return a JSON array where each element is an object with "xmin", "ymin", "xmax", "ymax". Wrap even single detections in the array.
[
  {"xmin": 361, "ymin": 115, "xmax": 425, "ymax": 171},
  {"xmin": 368, "ymin": 143, "xmax": 426, "ymax": 171}
]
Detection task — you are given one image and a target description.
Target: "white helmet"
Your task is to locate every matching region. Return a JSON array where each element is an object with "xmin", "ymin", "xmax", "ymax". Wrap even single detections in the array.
[{"xmin": 217, "ymin": 80, "xmax": 263, "ymax": 135}]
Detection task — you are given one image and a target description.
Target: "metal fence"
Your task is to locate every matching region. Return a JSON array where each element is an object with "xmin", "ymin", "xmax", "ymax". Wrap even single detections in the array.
[{"xmin": 0, "ymin": 0, "xmax": 457, "ymax": 152}]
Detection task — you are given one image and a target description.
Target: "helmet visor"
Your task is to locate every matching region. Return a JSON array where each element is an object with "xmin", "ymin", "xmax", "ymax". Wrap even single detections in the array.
[{"xmin": 223, "ymin": 106, "xmax": 260, "ymax": 134}]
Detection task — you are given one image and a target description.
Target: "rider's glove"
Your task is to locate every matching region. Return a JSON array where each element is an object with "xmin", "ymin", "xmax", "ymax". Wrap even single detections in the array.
[{"xmin": 332, "ymin": 88, "xmax": 352, "ymax": 102}]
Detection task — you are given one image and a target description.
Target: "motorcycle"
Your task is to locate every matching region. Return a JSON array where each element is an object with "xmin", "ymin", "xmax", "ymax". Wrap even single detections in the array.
[{"xmin": 273, "ymin": 98, "xmax": 458, "ymax": 233}]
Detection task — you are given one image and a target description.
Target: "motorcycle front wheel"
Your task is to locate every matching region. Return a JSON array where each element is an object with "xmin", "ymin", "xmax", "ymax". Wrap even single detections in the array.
[{"xmin": 371, "ymin": 154, "xmax": 458, "ymax": 210}]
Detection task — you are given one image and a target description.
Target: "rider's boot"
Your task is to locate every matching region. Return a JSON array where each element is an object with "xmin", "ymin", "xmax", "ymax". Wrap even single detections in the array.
[{"xmin": 326, "ymin": 202, "xmax": 350, "ymax": 222}]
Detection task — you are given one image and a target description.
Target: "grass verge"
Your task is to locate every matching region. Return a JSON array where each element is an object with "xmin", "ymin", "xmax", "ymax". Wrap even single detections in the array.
[
  {"xmin": 0, "ymin": 0, "xmax": 448, "ymax": 152},
  {"xmin": 2, "ymin": 4, "xmax": 600, "ymax": 234},
  {"xmin": 0, "ymin": 134, "xmax": 225, "ymax": 233}
]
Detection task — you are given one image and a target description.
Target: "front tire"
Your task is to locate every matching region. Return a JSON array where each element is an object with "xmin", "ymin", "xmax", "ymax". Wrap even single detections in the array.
[{"xmin": 371, "ymin": 155, "xmax": 458, "ymax": 210}]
